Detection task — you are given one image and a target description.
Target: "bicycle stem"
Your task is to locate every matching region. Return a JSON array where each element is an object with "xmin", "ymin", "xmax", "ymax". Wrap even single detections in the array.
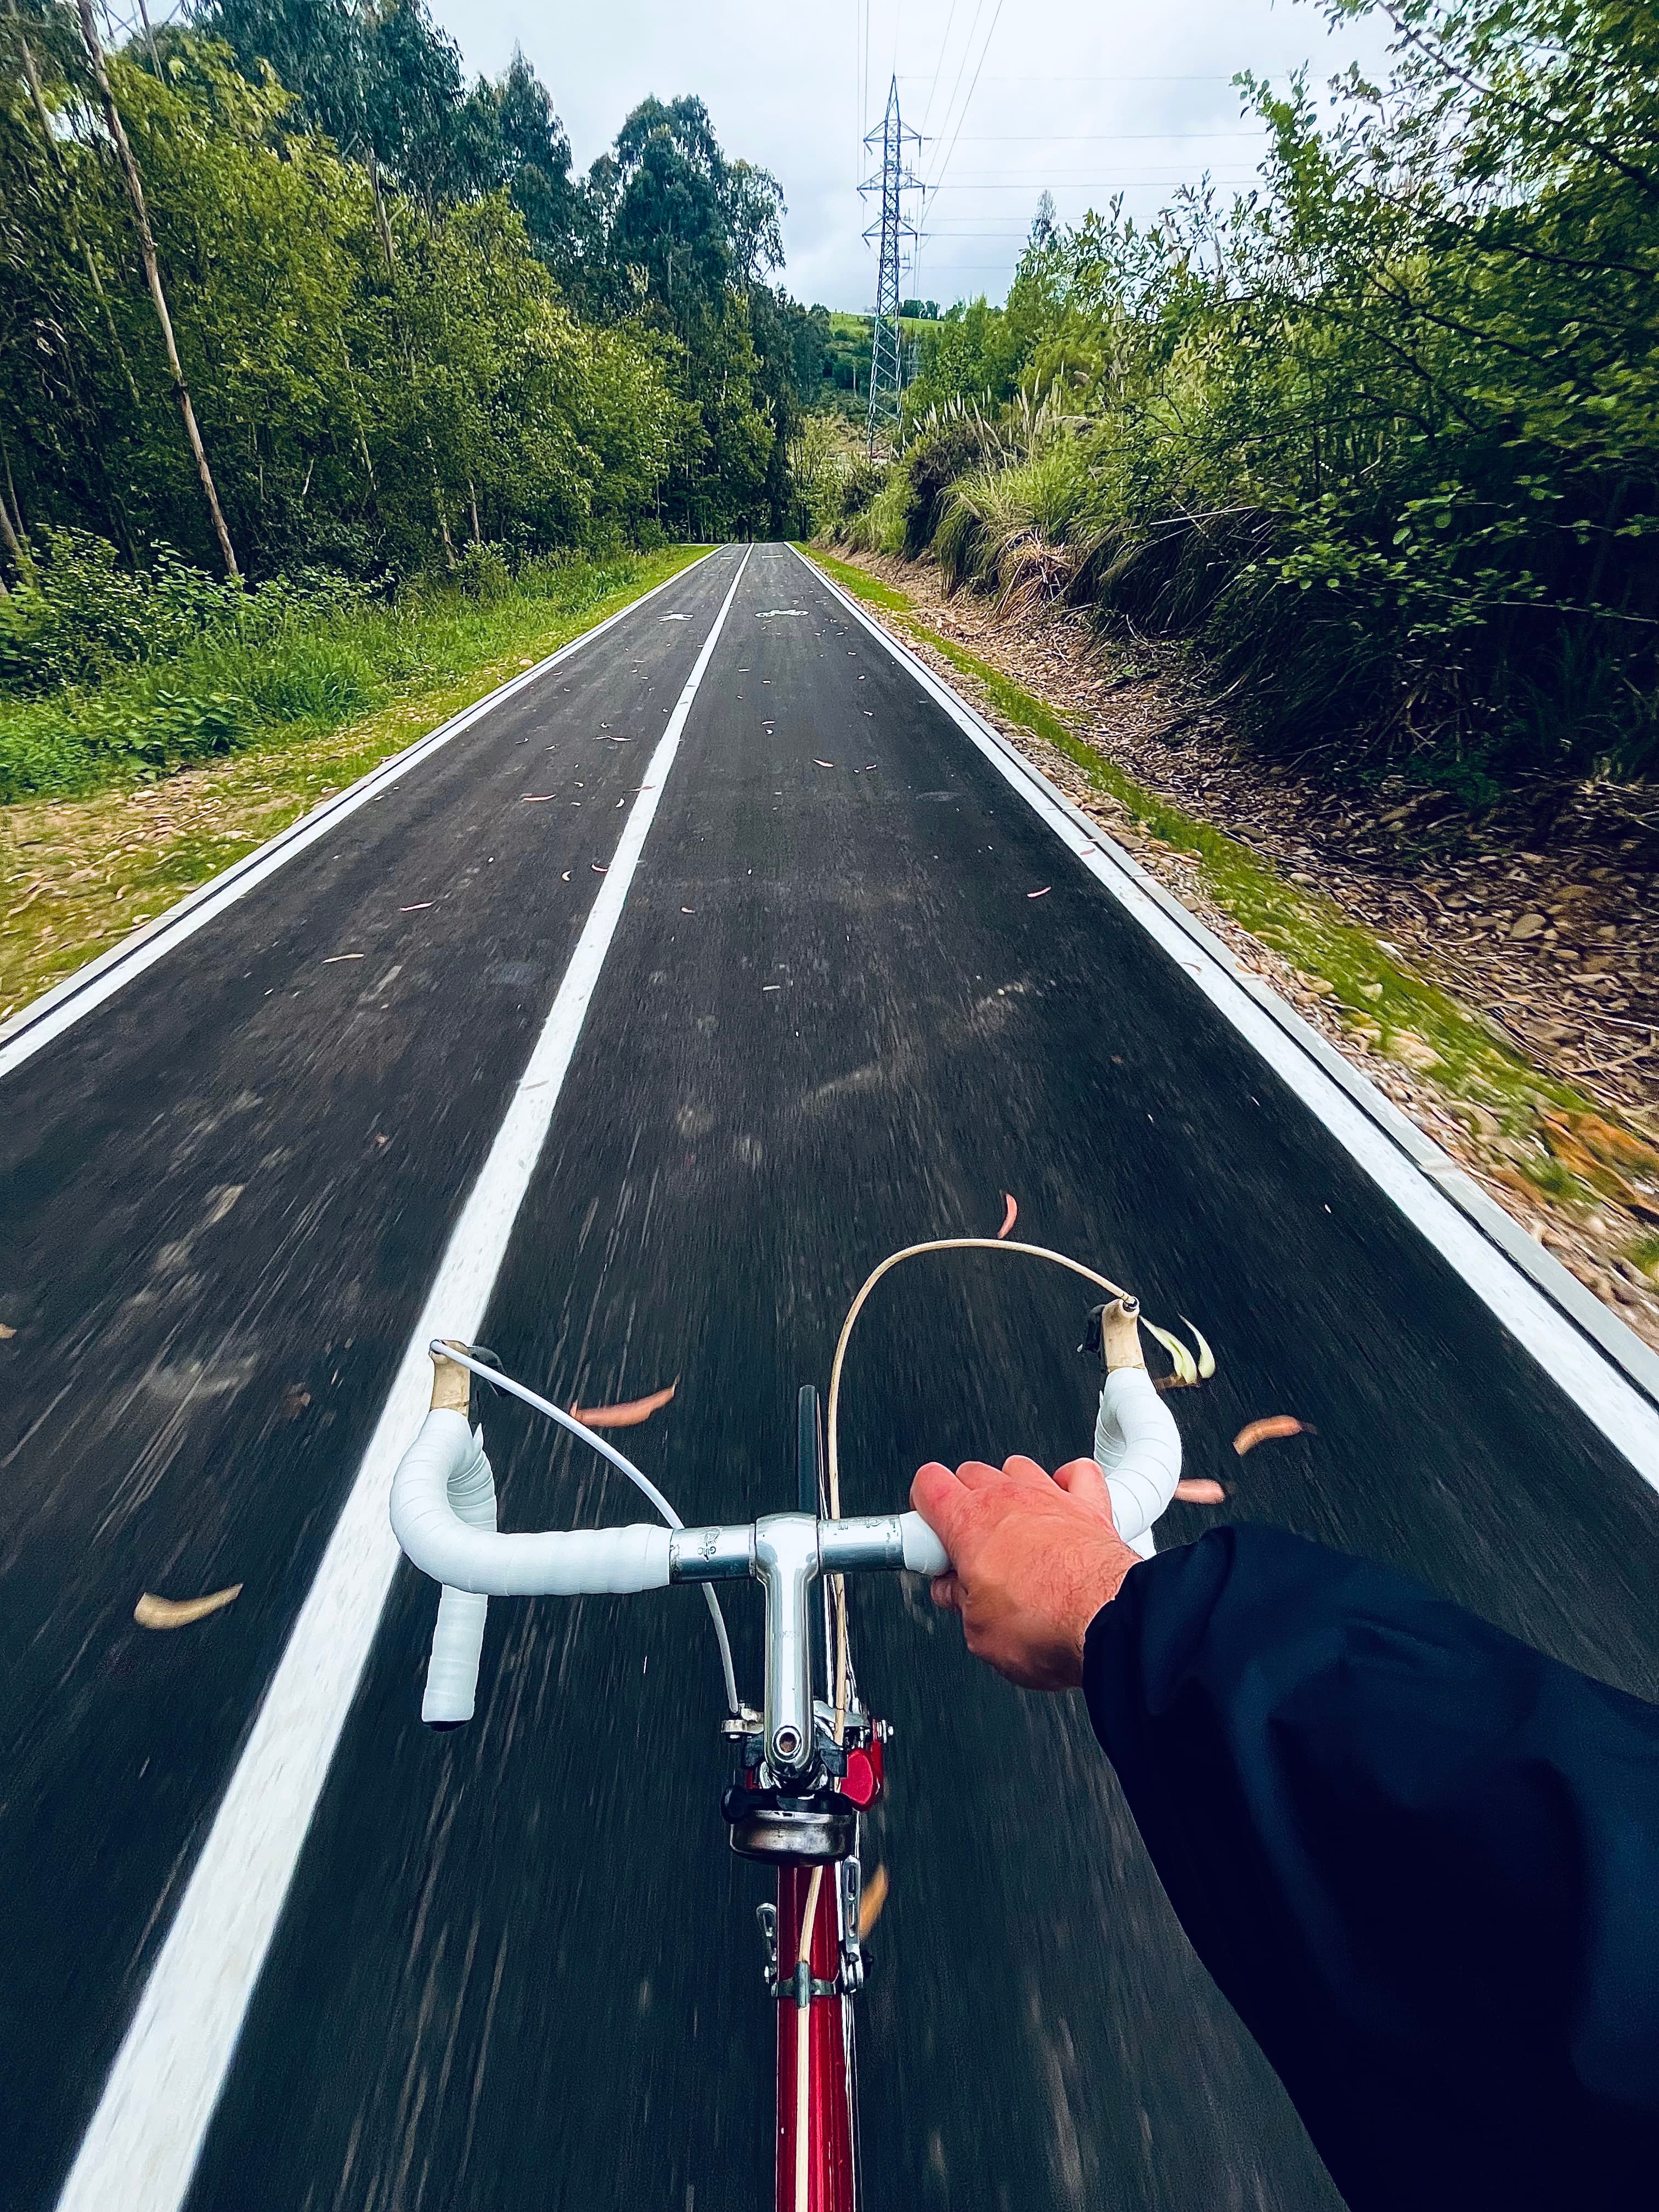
[{"xmin": 670, "ymin": 1512, "xmax": 926, "ymax": 1785}]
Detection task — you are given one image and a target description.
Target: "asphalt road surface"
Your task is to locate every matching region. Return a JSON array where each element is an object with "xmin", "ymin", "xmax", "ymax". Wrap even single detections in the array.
[{"xmin": 5, "ymin": 542, "xmax": 1658, "ymax": 2212}]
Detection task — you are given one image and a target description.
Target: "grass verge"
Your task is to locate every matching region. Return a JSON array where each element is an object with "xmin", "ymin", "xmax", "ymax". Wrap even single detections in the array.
[
  {"xmin": 2, "ymin": 545, "xmax": 704, "ymax": 1023},
  {"xmin": 806, "ymin": 544, "xmax": 1600, "ymax": 1148}
]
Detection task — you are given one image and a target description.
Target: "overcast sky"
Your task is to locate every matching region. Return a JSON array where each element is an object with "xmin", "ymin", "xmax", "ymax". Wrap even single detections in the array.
[{"xmin": 424, "ymin": 0, "xmax": 1395, "ymax": 313}]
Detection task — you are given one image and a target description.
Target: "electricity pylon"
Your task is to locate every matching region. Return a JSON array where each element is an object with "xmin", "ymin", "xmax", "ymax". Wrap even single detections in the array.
[{"xmin": 859, "ymin": 77, "xmax": 926, "ymax": 459}]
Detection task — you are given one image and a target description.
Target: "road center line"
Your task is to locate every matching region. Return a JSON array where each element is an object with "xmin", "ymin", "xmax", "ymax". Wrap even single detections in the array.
[{"xmin": 52, "ymin": 546, "xmax": 753, "ymax": 2212}]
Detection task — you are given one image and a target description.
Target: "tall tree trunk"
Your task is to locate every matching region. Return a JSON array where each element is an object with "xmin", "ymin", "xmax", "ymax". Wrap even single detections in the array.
[
  {"xmin": 74, "ymin": 0, "xmax": 239, "ymax": 578},
  {"xmin": 365, "ymin": 149, "xmax": 452, "ymax": 567},
  {"xmin": 365, "ymin": 146, "xmax": 398, "ymax": 276},
  {"xmin": 0, "ymin": 433, "xmax": 30, "ymax": 578},
  {"xmin": 336, "ymin": 329, "xmax": 377, "ymax": 493},
  {"xmin": 134, "ymin": 0, "xmax": 160, "ymax": 74},
  {"xmin": 8, "ymin": 0, "xmax": 143, "ymax": 408}
]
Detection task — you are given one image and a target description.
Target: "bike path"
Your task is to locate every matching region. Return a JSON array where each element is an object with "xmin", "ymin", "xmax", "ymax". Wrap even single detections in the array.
[
  {"xmin": 132, "ymin": 544, "xmax": 1659, "ymax": 2212},
  {"xmin": 0, "ymin": 545, "xmax": 744, "ymax": 2209}
]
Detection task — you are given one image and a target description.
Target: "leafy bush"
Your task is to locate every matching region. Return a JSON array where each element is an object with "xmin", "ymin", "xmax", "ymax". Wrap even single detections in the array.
[
  {"xmin": 0, "ymin": 547, "xmax": 686, "ymax": 803},
  {"xmin": 879, "ymin": 0, "xmax": 1659, "ymax": 788},
  {"xmin": 0, "ymin": 531, "xmax": 371, "ymax": 698},
  {"xmin": 453, "ymin": 541, "xmax": 514, "ymax": 601}
]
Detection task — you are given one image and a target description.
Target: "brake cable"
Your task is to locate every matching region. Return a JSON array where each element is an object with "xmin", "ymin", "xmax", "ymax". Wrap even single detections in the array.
[{"xmin": 430, "ymin": 1340, "xmax": 740, "ymax": 1717}]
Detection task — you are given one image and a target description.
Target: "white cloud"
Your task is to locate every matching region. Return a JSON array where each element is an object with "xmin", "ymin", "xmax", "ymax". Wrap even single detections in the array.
[{"xmin": 425, "ymin": 0, "xmax": 1394, "ymax": 311}]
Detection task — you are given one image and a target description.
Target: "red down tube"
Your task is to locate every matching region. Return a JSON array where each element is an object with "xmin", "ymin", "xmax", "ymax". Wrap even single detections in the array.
[{"xmin": 774, "ymin": 1864, "xmax": 856, "ymax": 2212}]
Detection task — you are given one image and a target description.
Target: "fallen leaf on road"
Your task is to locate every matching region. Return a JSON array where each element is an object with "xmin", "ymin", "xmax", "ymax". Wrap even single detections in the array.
[
  {"xmin": 814, "ymin": 759, "xmax": 834, "ymax": 768},
  {"xmin": 1233, "ymin": 1416, "xmax": 1310, "ymax": 1455},
  {"xmin": 561, "ymin": 871, "xmax": 571, "ymax": 882},
  {"xmin": 323, "ymin": 953, "xmax": 364, "ymax": 963},
  {"xmin": 571, "ymin": 1380, "xmax": 678, "ymax": 1429},
  {"xmin": 521, "ymin": 794, "xmax": 557, "ymax": 804},
  {"xmin": 0, "ymin": 1324, "xmax": 14, "ymax": 1339},
  {"xmin": 681, "ymin": 907, "xmax": 695, "ymax": 914},
  {"xmin": 1028, "ymin": 887, "xmax": 1051, "ymax": 900},
  {"xmin": 398, "ymin": 902, "xmax": 432, "ymax": 912},
  {"xmin": 134, "ymin": 1584, "xmax": 242, "ymax": 1629},
  {"xmin": 857, "ymin": 1863, "xmax": 889, "ymax": 1940},
  {"xmin": 1174, "ymin": 1479, "xmax": 1228, "ymax": 1504},
  {"xmin": 997, "ymin": 1193, "xmax": 1018, "ymax": 1239},
  {"xmin": 592, "ymin": 862, "xmax": 607, "ymax": 873}
]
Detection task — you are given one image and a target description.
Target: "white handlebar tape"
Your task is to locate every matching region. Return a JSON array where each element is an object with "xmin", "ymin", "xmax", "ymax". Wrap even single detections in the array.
[
  {"xmin": 419, "ymin": 1423, "xmax": 498, "ymax": 1727},
  {"xmin": 1094, "ymin": 1366, "xmax": 1183, "ymax": 1558},
  {"xmin": 391, "ymin": 1408, "xmax": 674, "ymax": 1600},
  {"xmin": 898, "ymin": 1511, "xmax": 950, "ymax": 1577}
]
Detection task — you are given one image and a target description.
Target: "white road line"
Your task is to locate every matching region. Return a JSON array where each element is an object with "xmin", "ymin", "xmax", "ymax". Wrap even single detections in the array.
[
  {"xmin": 794, "ymin": 546, "xmax": 1659, "ymax": 1492},
  {"xmin": 53, "ymin": 545, "xmax": 753, "ymax": 2212},
  {"xmin": 0, "ymin": 549, "xmax": 720, "ymax": 1083}
]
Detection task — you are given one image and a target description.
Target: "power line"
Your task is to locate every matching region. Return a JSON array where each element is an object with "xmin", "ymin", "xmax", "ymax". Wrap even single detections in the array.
[
  {"xmin": 924, "ymin": 0, "xmax": 986, "ymax": 185},
  {"xmin": 927, "ymin": 0, "xmax": 1006, "ymax": 194},
  {"xmin": 917, "ymin": 0, "xmax": 959, "ymax": 136},
  {"xmin": 952, "ymin": 131, "xmax": 1259, "ymax": 142}
]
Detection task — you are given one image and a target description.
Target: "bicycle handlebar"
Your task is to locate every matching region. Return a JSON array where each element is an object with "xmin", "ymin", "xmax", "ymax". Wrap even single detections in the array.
[{"xmin": 390, "ymin": 1362, "xmax": 1181, "ymax": 1733}]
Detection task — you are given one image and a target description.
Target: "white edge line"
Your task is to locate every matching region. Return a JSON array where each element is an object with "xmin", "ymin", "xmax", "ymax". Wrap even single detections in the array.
[
  {"xmin": 793, "ymin": 546, "xmax": 1659, "ymax": 1490},
  {"xmin": 0, "ymin": 548, "xmax": 720, "ymax": 1081},
  {"xmin": 52, "ymin": 545, "xmax": 753, "ymax": 2212}
]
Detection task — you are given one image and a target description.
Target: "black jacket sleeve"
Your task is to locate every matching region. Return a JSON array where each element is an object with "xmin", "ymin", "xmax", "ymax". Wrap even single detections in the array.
[{"xmin": 1081, "ymin": 1525, "xmax": 1659, "ymax": 2212}]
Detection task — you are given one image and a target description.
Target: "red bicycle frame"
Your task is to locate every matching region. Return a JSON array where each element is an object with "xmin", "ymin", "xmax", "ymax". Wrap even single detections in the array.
[{"xmin": 774, "ymin": 1864, "xmax": 857, "ymax": 2212}]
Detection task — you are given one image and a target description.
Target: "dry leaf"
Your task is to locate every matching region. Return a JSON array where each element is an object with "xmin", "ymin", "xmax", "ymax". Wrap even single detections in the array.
[
  {"xmin": 813, "ymin": 759, "xmax": 834, "ymax": 768},
  {"xmin": 1027, "ymin": 887, "xmax": 1051, "ymax": 899},
  {"xmin": 0, "ymin": 1323, "xmax": 14, "ymax": 1339},
  {"xmin": 1182, "ymin": 1316, "xmax": 1217, "ymax": 1379},
  {"xmin": 521, "ymin": 794, "xmax": 557, "ymax": 804},
  {"xmin": 857, "ymin": 1862, "xmax": 889, "ymax": 1940},
  {"xmin": 997, "ymin": 1193, "xmax": 1018, "ymax": 1239},
  {"xmin": 322, "ymin": 953, "xmax": 364, "ymax": 963},
  {"xmin": 1566, "ymin": 1113, "xmax": 1658, "ymax": 1176},
  {"xmin": 1144, "ymin": 1322, "xmax": 1198, "ymax": 1386},
  {"xmin": 398, "ymin": 902, "xmax": 433, "ymax": 912},
  {"xmin": 592, "ymin": 862, "xmax": 607, "ymax": 873},
  {"xmin": 571, "ymin": 1379, "xmax": 678, "ymax": 1429},
  {"xmin": 1541, "ymin": 1116, "xmax": 1658, "ymax": 1215},
  {"xmin": 1233, "ymin": 1416, "xmax": 1310, "ymax": 1455},
  {"xmin": 1174, "ymin": 1479, "xmax": 1227, "ymax": 1505},
  {"xmin": 134, "ymin": 1583, "xmax": 242, "ymax": 1629}
]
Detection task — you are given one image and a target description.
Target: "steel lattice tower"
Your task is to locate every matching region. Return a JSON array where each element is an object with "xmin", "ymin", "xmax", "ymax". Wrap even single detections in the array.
[{"xmin": 859, "ymin": 77, "xmax": 926, "ymax": 459}]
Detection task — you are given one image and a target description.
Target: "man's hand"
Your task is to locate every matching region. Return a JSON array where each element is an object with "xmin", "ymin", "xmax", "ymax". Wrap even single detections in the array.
[{"xmin": 910, "ymin": 1454, "xmax": 1142, "ymax": 1690}]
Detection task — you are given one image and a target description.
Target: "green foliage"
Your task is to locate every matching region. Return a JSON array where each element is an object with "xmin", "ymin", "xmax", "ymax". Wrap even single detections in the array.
[
  {"xmin": 0, "ymin": 2, "xmax": 821, "ymax": 589},
  {"xmin": 0, "ymin": 546, "xmax": 692, "ymax": 800},
  {"xmin": 859, "ymin": 0, "xmax": 1659, "ymax": 789}
]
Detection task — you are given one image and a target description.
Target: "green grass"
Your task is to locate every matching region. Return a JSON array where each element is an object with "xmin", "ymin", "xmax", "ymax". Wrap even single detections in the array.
[
  {"xmin": 2, "ymin": 546, "xmax": 707, "ymax": 1020},
  {"xmin": 0, "ymin": 547, "xmax": 706, "ymax": 806},
  {"xmin": 806, "ymin": 545, "xmax": 1595, "ymax": 1133}
]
